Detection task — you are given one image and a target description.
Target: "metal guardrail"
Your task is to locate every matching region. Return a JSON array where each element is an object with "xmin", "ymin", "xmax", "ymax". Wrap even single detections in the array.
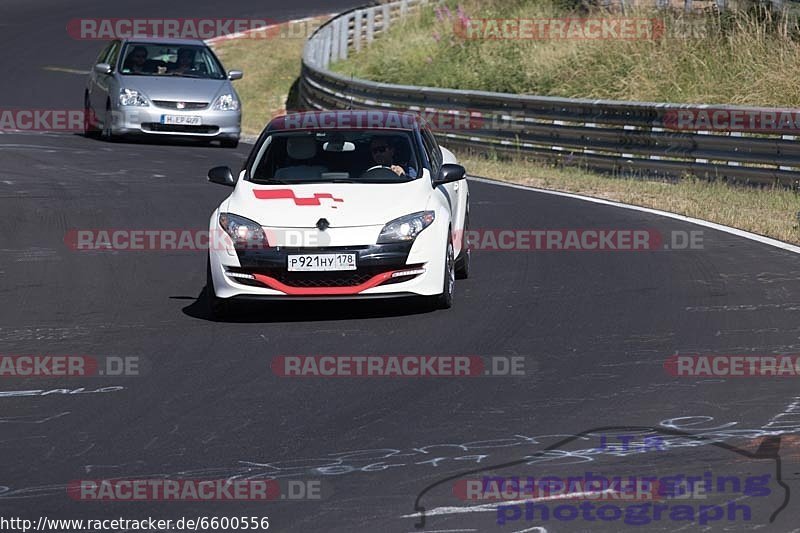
[{"xmin": 300, "ymin": 0, "xmax": 800, "ymax": 187}]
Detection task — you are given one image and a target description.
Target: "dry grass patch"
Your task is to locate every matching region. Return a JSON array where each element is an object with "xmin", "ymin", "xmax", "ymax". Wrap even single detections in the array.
[{"xmin": 461, "ymin": 154, "xmax": 800, "ymax": 244}]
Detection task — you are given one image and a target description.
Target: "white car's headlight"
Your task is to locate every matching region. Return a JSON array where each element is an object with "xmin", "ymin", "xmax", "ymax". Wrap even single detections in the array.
[
  {"xmin": 377, "ymin": 211, "xmax": 435, "ymax": 244},
  {"xmin": 212, "ymin": 93, "xmax": 240, "ymax": 111},
  {"xmin": 219, "ymin": 213, "xmax": 268, "ymax": 247},
  {"xmin": 119, "ymin": 88, "xmax": 148, "ymax": 107}
]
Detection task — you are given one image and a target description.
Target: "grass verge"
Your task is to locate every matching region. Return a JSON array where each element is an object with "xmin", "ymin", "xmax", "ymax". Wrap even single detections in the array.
[
  {"xmin": 462, "ymin": 155, "xmax": 800, "ymax": 244},
  {"xmin": 210, "ymin": 18, "xmax": 330, "ymax": 135}
]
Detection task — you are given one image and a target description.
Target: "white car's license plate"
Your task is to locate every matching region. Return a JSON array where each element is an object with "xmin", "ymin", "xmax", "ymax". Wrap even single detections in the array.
[
  {"xmin": 288, "ymin": 253, "xmax": 357, "ymax": 272},
  {"xmin": 160, "ymin": 115, "xmax": 202, "ymax": 125}
]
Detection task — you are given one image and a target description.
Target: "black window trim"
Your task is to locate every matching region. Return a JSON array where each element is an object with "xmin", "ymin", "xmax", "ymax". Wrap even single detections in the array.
[
  {"xmin": 106, "ymin": 40, "xmax": 121, "ymax": 72},
  {"xmin": 245, "ymin": 129, "xmax": 424, "ymax": 184},
  {"xmin": 421, "ymin": 126, "xmax": 442, "ymax": 179},
  {"xmin": 95, "ymin": 42, "xmax": 113, "ymax": 66}
]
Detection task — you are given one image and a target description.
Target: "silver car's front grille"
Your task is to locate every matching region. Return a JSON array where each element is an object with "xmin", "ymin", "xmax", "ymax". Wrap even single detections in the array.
[
  {"xmin": 152, "ymin": 100, "xmax": 208, "ymax": 110},
  {"xmin": 142, "ymin": 123, "xmax": 219, "ymax": 134}
]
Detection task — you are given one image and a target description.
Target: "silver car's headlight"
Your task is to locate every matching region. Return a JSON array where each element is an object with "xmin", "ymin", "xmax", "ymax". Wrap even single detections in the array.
[
  {"xmin": 377, "ymin": 211, "xmax": 435, "ymax": 244},
  {"xmin": 119, "ymin": 88, "xmax": 148, "ymax": 107},
  {"xmin": 219, "ymin": 213, "xmax": 268, "ymax": 247},
  {"xmin": 212, "ymin": 93, "xmax": 239, "ymax": 111}
]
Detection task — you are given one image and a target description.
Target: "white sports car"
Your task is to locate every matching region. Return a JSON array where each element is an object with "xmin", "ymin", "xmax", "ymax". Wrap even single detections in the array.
[{"xmin": 205, "ymin": 110, "xmax": 470, "ymax": 317}]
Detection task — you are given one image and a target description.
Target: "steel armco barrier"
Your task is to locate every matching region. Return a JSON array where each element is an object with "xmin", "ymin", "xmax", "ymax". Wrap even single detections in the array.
[{"xmin": 300, "ymin": 0, "xmax": 800, "ymax": 187}]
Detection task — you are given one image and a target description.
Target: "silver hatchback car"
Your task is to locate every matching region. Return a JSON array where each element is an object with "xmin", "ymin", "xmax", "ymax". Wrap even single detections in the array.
[{"xmin": 84, "ymin": 38, "xmax": 242, "ymax": 147}]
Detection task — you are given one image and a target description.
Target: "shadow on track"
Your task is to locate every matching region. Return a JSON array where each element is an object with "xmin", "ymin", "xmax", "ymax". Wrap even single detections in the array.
[{"xmin": 72, "ymin": 132, "xmax": 242, "ymax": 150}]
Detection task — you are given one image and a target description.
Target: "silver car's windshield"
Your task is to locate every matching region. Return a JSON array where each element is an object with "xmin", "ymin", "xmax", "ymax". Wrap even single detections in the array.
[{"xmin": 119, "ymin": 43, "xmax": 226, "ymax": 79}]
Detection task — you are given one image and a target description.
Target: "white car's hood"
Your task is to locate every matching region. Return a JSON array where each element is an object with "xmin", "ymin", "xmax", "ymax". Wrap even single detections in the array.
[{"xmin": 225, "ymin": 178, "xmax": 433, "ymax": 228}]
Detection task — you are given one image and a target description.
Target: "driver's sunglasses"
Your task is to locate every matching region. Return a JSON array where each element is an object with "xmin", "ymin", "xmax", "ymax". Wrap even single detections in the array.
[
  {"xmin": 133, "ymin": 54, "xmax": 146, "ymax": 60},
  {"xmin": 371, "ymin": 145, "xmax": 390, "ymax": 153}
]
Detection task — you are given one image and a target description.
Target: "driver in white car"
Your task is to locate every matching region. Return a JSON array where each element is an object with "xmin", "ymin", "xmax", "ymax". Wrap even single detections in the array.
[{"xmin": 369, "ymin": 137, "xmax": 417, "ymax": 177}]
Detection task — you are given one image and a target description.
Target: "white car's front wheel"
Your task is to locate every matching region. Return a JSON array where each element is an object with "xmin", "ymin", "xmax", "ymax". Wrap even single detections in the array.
[
  {"xmin": 206, "ymin": 257, "xmax": 231, "ymax": 319},
  {"xmin": 432, "ymin": 231, "xmax": 455, "ymax": 309},
  {"xmin": 455, "ymin": 209, "xmax": 470, "ymax": 279}
]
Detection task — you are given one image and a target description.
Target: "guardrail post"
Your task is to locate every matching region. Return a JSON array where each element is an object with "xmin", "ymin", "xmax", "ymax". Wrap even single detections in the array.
[
  {"xmin": 382, "ymin": 3, "xmax": 391, "ymax": 32},
  {"xmin": 354, "ymin": 10, "xmax": 363, "ymax": 51},
  {"xmin": 780, "ymin": 134, "xmax": 793, "ymax": 170},
  {"xmin": 728, "ymin": 132, "xmax": 742, "ymax": 166},
  {"xmin": 339, "ymin": 13, "xmax": 350, "ymax": 60},
  {"xmin": 330, "ymin": 18, "xmax": 340, "ymax": 62},
  {"xmin": 622, "ymin": 125, "xmax": 635, "ymax": 159},
  {"xmin": 315, "ymin": 34, "xmax": 324, "ymax": 67},
  {"xmin": 400, "ymin": 0, "xmax": 409, "ymax": 18},
  {"xmin": 366, "ymin": 8, "xmax": 375, "ymax": 42},
  {"xmin": 695, "ymin": 130, "xmax": 709, "ymax": 164},
  {"xmin": 306, "ymin": 41, "xmax": 316, "ymax": 68}
]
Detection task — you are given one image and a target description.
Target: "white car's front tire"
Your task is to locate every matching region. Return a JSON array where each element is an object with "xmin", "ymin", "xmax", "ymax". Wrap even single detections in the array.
[
  {"xmin": 455, "ymin": 209, "xmax": 470, "ymax": 280},
  {"xmin": 431, "ymin": 231, "xmax": 455, "ymax": 309},
  {"xmin": 206, "ymin": 257, "xmax": 232, "ymax": 319}
]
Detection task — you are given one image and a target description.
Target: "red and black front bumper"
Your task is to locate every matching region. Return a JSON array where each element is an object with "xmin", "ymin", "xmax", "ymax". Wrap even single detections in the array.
[{"xmin": 225, "ymin": 242, "xmax": 425, "ymax": 297}]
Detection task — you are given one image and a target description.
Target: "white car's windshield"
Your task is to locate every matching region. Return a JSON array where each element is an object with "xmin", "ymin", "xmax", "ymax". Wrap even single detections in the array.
[
  {"xmin": 250, "ymin": 131, "xmax": 421, "ymax": 184},
  {"xmin": 119, "ymin": 43, "xmax": 226, "ymax": 79}
]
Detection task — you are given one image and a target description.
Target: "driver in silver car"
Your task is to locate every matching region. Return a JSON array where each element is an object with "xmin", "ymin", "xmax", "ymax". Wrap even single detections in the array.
[{"xmin": 369, "ymin": 137, "xmax": 417, "ymax": 177}]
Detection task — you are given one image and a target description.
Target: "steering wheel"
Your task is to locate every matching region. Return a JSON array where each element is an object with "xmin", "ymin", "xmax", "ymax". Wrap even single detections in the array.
[{"xmin": 360, "ymin": 165, "xmax": 402, "ymax": 180}]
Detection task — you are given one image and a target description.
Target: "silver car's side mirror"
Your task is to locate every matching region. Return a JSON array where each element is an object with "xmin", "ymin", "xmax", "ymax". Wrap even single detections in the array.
[
  {"xmin": 227, "ymin": 70, "xmax": 243, "ymax": 81},
  {"xmin": 94, "ymin": 63, "xmax": 112, "ymax": 75}
]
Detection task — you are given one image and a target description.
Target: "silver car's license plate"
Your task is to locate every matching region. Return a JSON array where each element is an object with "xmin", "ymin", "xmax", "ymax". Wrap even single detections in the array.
[
  {"xmin": 160, "ymin": 115, "xmax": 202, "ymax": 125},
  {"xmin": 288, "ymin": 253, "xmax": 356, "ymax": 272}
]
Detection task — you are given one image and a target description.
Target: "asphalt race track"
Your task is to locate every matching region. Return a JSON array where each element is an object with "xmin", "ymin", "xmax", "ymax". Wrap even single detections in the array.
[{"xmin": 1, "ymin": 1, "xmax": 800, "ymax": 532}]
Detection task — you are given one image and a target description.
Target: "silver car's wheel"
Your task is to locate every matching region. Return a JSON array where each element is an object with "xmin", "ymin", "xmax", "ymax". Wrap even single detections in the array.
[
  {"xmin": 101, "ymin": 102, "xmax": 116, "ymax": 142},
  {"xmin": 83, "ymin": 94, "xmax": 99, "ymax": 138}
]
